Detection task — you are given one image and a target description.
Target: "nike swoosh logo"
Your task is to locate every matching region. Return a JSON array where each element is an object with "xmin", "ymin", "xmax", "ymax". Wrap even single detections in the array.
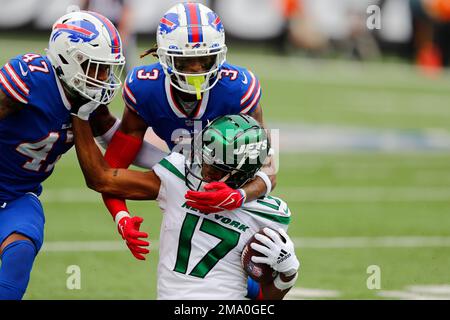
[
  {"xmin": 242, "ymin": 72, "xmax": 248, "ymax": 84},
  {"xmin": 222, "ymin": 198, "xmax": 235, "ymax": 207},
  {"xmin": 19, "ymin": 62, "xmax": 29, "ymax": 77},
  {"xmin": 128, "ymin": 71, "xmax": 134, "ymax": 84}
]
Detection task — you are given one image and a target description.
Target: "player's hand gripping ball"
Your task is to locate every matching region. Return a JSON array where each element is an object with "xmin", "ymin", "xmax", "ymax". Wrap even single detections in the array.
[{"xmin": 241, "ymin": 228, "xmax": 280, "ymax": 284}]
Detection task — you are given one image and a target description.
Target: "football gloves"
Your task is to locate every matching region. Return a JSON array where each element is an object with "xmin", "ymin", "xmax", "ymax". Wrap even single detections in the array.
[
  {"xmin": 70, "ymin": 92, "xmax": 102, "ymax": 121},
  {"xmin": 185, "ymin": 182, "xmax": 246, "ymax": 213},
  {"xmin": 250, "ymin": 227, "xmax": 300, "ymax": 277},
  {"xmin": 117, "ymin": 215, "xmax": 150, "ymax": 260}
]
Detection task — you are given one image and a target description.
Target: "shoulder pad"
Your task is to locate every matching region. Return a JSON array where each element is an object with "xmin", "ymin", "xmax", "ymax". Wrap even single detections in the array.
[
  {"xmin": 122, "ymin": 63, "xmax": 164, "ymax": 114},
  {"xmin": 155, "ymin": 152, "xmax": 186, "ymax": 181},
  {"xmin": 219, "ymin": 64, "xmax": 262, "ymax": 115},
  {"xmin": 243, "ymin": 195, "xmax": 291, "ymax": 226},
  {"xmin": 0, "ymin": 54, "xmax": 53, "ymax": 106},
  {"xmin": 0, "ymin": 56, "xmax": 32, "ymax": 105}
]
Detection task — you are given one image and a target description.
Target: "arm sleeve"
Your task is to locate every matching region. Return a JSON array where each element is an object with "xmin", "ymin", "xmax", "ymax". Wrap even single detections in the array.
[{"xmin": 0, "ymin": 59, "xmax": 30, "ymax": 105}]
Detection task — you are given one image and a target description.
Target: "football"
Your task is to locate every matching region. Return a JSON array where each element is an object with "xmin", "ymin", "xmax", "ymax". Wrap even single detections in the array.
[{"xmin": 241, "ymin": 228, "xmax": 279, "ymax": 284}]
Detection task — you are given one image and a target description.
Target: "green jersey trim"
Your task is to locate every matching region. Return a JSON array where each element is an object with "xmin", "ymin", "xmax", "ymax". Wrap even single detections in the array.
[
  {"xmin": 243, "ymin": 208, "xmax": 291, "ymax": 225},
  {"xmin": 159, "ymin": 158, "xmax": 185, "ymax": 181}
]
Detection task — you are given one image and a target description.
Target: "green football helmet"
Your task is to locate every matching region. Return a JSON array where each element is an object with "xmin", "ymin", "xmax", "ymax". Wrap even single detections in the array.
[{"xmin": 185, "ymin": 114, "xmax": 270, "ymax": 191}]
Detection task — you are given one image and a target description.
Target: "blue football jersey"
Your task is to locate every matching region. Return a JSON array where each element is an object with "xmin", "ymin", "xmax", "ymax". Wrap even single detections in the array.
[
  {"xmin": 0, "ymin": 53, "xmax": 73, "ymax": 202},
  {"xmin": 121, "ymin": 62, "xmax": 262, "ymax": 150}
]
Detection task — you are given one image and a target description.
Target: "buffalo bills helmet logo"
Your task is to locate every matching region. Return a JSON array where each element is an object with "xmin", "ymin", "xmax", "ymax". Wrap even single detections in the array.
[
  {"xmin": 207, "ymin": 12, "xmax": 224, "ymax": 33},
  {"xmin": 159, "ymin": 13, "xmax": 180, "ymax": 35},
  {"xmin": 51, "ymin": 20, "xmax": 99, "ymax": 43}
]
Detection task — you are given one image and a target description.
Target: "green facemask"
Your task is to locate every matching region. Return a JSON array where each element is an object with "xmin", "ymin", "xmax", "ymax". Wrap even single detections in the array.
[{"xmin": 187, "ymin": 75, "xmax": 205, "ymax": 100}]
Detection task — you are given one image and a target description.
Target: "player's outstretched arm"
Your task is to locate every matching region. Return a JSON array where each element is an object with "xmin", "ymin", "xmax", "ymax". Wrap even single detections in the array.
[
  {"xmin": 72, "ymin": 116, "xmax": 161, "ymax": 200},
  {"xmin": 89, "ymin": 105, "xmax": 168, "ymax": 169},
  {"xmin": 0, "ymin": 89, "xmax": 23, "ymax": 120},
  {"xmin": 75, "ymin": 110, "xmax": 155, "ymax": 261},
  {"xmin": 251, "ymin": 227, "xmax": 300, "ymax": 300}
]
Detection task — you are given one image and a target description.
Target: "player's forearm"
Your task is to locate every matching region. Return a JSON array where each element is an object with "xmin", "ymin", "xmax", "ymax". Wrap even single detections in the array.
[
  {"xmin": 100, "ymin": 169, "xmax": 161, "ymax": 200},
  {"xmin": 242, "ymin": 176, "xmax": 269, "ymax": 203},
  {"xmin": 72, "ymin": 116, "xmax": 113, "ymax": 191},
  {"xmin": 74, "ymin": 117, "xmax": 160, "ymax": 199},
  {"xmin": 242, "ymin": 171, "xmax": 276, "ymax": 203}
]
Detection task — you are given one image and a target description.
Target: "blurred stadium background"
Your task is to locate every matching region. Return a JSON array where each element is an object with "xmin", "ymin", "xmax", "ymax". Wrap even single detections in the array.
[{"xmin": 1, "ymin": 0, "xmax": 450, "ymax": 299}]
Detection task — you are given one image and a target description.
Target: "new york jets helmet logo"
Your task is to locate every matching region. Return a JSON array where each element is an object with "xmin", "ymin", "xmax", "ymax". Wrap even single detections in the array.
[{"xmin": 234, "ymin": 141, "xmax": 268, "ymax": 160}]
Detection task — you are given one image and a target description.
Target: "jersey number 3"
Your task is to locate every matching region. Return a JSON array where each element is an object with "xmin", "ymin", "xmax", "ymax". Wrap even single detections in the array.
[
  {"xmin": 174, "ymin": 213, "xmax": 241, "ymax": 278},
  {"xmin": 136, "ymin": 69, "xmax": 159, "ymax": 80}
]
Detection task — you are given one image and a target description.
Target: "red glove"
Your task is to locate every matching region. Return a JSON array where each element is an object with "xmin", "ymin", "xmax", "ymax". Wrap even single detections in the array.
[
  {"xmin": 185, "ymin": 182, "xmax": 246, "ymax": 213},
  {"xmin": 117, "ymin": 214, "xmax": 150, "ymax": 260}
]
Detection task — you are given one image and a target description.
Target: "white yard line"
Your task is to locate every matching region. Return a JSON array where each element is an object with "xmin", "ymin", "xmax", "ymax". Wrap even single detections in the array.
[
  {"xmin": 378, "ymin": 285, "xmax": 450, "ymax": 300},
  {"xmin": 285, "ymin": 288, "xmax": 341, "ymax": 299},
  {"xmin": 377, "ymin": 291, "xmax": 448, "ymax": 300},
  {"xmin": 407, "ymin": 285, "xmax": 450, "ymax": 296},
  {"xmin": 291, "ymin": 236, "xmax": 450, "ymax": 248},
  {"xmin": 275, "ymin": 125, "xmax": 450, "ymax": 153},
  {"xmin": 231, "ymin": 53, "xmax": 450, "ymax": 91},
  {"xmin": 39, "ymin": 186, "xmax": 450, "ymax": 203},
  {"xmin": 40, "ymin": 236, "xmax": 450, "ymax": 252},
  {"xmin": 277, "ymin": 186, "xmax": 450, "ymax": 203}
]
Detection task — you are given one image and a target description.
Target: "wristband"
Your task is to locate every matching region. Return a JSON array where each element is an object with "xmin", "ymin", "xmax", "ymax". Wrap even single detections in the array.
[
  {"xmin": 283, "ymin": 267, "xmax": 299, "ymax": 277},
  {"xmin": 237, "ymin": 188, "xmax": 247, "ymax": 206},
  {"xmin": 115, "ymin": 210, "xmax": 130, "ymax": 226},
  {"xmin": 273, "ymin": 272, "xmax": 298, "ymax": 291},
  {"xmin": 246, "ymin": 277, "xmax": 261, "ymax": 300},
  {"xmin": 255, "ymin": 171, "xmax": 272, "ymax": 196}
]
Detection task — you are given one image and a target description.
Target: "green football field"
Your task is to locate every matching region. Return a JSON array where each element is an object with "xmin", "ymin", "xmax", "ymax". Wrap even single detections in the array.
[{"xmin": 1, "ymin": 33, "xmax": 450, "ymax": 299}]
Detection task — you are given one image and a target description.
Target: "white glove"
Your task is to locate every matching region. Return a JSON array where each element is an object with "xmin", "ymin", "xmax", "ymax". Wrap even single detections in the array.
[
  {"xmin": 250, "ymin": 227, "xmax": 300, "ymax": 276},
  {"xmin": 71, "ymin": 92, "xmax": 102, "ymax": 121}
]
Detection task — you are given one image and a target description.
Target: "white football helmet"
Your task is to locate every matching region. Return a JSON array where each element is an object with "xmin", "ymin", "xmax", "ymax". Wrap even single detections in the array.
[
  {"xmin": 156, "ymin": 2, "xmax": 227, "ymax": 99},
  {"xmin": 46, "ymin": 10, "xmax": 125, "ymax": 105}
]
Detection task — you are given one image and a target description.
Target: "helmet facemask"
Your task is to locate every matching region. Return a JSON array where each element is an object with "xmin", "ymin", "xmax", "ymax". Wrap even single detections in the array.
[
  {"xmin": 66, "ymin": 49, "xmax": 125, "ymax": 105},
  {"xmin": 158, "ymin": 46, "xmax": 227, "ymax": 100}
]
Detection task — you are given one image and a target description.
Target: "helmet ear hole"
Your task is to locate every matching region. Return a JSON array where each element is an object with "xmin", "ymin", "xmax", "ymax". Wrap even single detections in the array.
[{"xmin": 55, "ymin": 66, "xmax": 64, "ymax": 77}]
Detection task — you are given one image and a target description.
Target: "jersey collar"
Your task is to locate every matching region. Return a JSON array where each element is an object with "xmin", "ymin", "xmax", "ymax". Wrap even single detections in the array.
[{"xmin": 164, "ymin": 77, "xmax": 209, "ymax": 119}]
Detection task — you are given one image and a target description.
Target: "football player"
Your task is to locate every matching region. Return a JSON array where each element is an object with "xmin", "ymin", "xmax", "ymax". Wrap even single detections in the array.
[
  {"xmin": 72, "ymin": 113, "xmax": 300, "ymax": 299},
  {"xmin": 0, "ymin": 9, "xmax": 160, "ymax": 300},
  {"xmin": 101, "ymin": 2, "xmax": 278, "ymax": 251}
]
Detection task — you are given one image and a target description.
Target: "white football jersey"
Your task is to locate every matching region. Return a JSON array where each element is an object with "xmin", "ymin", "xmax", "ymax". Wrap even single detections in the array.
[{"xmin": 153, "ymin": 152, "xmax": 292, "ymax": 300}]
